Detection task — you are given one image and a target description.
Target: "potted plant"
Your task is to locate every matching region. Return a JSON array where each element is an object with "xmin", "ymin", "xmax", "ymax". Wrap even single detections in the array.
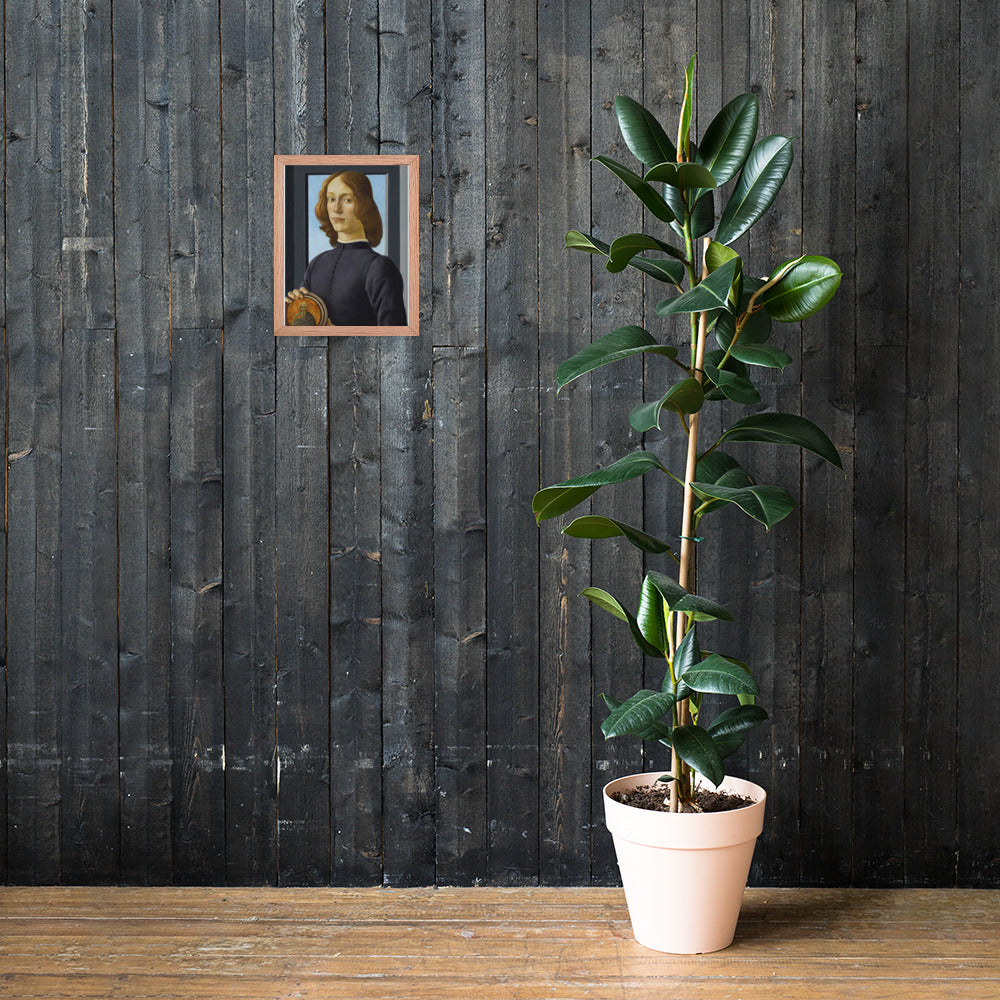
[{"xmin": 533, "ymin": 56, "xmax": 843, "ymax": 953}]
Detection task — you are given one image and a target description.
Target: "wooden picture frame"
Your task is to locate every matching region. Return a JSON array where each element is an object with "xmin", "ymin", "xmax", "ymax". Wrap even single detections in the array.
[{"xmin": 273, "ymin": 154, "xmax": 419, "ymax": 336}]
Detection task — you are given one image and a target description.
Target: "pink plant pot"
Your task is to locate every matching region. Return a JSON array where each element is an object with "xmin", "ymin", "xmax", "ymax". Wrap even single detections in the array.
[{"xmin": 603, "ymin": 772, "xmax": 766, "ymax": 954}]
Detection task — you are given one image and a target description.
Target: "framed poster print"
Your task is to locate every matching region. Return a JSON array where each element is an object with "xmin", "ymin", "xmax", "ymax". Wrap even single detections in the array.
[{"xmin": 274, "ymin": 154, "xmax": 419, "ymax": 336}]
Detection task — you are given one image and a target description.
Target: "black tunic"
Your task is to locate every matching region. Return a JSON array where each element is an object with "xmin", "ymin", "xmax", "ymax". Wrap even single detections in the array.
[{"xmin": 302, "ymin": 241, "xmax": 407, "ymax": 326}]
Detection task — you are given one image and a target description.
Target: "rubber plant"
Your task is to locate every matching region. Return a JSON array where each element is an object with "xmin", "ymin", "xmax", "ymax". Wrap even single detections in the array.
[{"xmin": 533, "ymin": 57, "xmax": 843, "ymax": 812}]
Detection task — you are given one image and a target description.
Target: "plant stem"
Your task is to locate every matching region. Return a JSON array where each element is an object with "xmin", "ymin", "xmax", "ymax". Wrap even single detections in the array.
[{"xmin": 670, "ymin": 238, "xmax": 711, "ymax": 813}]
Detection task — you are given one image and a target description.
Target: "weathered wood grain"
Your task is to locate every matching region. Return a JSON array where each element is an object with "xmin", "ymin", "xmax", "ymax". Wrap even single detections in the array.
[
  {"xmin": 957, "ymin": 1, "xmax": 1000, "ymax": 889},
  {"xmin": 169, "ymin": 329, "xmax": 226, "ymax": 883},
  {"xmin": 378, "ymin": 0, "xmax": 436, "ymax": 887},
  {"xmin": 587, "ymin": 0, "xmax": 647, "ymax": 884},
  {"xmin": 219, "ymin": 0, "xmax": 279, "ymax": 886},
  {"xmin": 113, "ymin": 0, "xmax": 174, "ymax": 886},
  {"xmin": 485, "ymin": 0, "xmax": 541, "ymax": 885},
  {"xmin": 429, "ymin": 0, "xmax": 488, "ymax": 887},
  {"xmin": 904, "ymin": 0, "xmax": 961, "ymax": 887},
  {"xmin": 799, "ymin": 0, "xmax": 857, "ymax": 887},
  {"xmin": 853, "ymin": 0, "xmax": 908, "ymax": 887},
  {"xmin": 4, "ymin": 0, "xmax": 64, "ymax": 885},
  {"xmin": 58, "ymin": 329, "xmax": 118, "ymax": 883},
  {"xmin": 325, "ymin": 0, "xmax": 384, "ymax": 888}
]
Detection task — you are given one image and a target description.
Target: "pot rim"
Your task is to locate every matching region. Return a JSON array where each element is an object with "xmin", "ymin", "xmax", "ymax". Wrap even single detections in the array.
[{"xmin": 603, "ymin": 771, "xmax": 766, "ymax": 815}]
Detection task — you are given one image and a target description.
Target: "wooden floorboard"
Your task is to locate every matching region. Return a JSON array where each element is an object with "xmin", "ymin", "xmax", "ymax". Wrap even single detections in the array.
[{"xmin": 1, "ymin": 888, "xmax": 997, "ymax": 999}]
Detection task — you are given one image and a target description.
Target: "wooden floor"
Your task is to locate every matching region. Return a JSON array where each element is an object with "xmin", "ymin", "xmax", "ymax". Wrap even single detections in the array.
[{"xmin": 1, "ymin": 887, "xmax": 997, "ymax": 999}]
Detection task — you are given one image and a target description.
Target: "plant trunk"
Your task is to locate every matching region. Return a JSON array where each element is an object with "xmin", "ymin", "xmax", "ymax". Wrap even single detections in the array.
[{"xmin": 670, "ymin": 242, "xmax": 710, "ymax": 812}]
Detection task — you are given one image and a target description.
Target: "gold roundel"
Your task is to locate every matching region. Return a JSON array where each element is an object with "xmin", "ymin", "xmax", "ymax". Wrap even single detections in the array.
[{"xmin": 286, "ymin": 291, "xmax": 329, "ymax": 327}]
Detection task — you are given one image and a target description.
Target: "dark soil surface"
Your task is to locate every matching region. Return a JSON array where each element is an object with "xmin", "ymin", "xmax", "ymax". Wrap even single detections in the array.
[{"xmin": 610, "ymin": 783, "xmax": 756, "ymax": 813}]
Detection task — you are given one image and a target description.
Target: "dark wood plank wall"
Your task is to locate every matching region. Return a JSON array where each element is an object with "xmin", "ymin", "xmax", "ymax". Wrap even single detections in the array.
[{"xmin": 1, "ymin": 1, "xmax": 993, "ymax": 887}]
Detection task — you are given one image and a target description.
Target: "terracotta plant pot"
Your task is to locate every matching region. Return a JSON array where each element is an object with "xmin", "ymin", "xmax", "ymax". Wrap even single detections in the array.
[{"xmin": 603, "ymin": 772, "xmax": 766, "ymax": 954}]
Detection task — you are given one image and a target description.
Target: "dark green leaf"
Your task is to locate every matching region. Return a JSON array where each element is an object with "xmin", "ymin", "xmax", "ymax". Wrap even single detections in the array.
[
  {"xmin": 593, "ymin": 155, "xmax": 675, "ymax": 223},
  {"xmin": 562, "ymin": 515, "xmax": 673, "ymax": 555},
  {"xmin": 678, "ymin": 55, "xmax": 696, "ymax": 162},
  {"xmin": 689, "ymin": 189, "xmax": 716, "ymax": 239},
  {"xmin": 658, "ymin": 258, "xmax": 740, "ymax": 316},
  {"xmin": 690, "ymin": 481, "xmax": 795, "ymax": 530},
  {"xmin": 695, "ymin": 449, "xmax": 745, "ymax": 485},
  {"xmin": 716, "ymin": 135, "xmax": 794, "ymax": 245},
  {"xmin": 760, "ymin": 255, "xmax": 843, "ymax": 321},
  {"xmin": 671, "ymin": 724, "xmax": 724, "ymax": 787},
  {"xmin": 719, "ymin": 412, "xmax": 844, "ymax": 469},
  {"xmin": 707, "ymin": 704, "xmax": 769, "ymax": 738},
  {"xmin": 583, "ymin": 588, "xmax": 665, "ymax": 658},
  {"xmin": 702, "ymin": 364, "xmax": 761, "ymax": 405},
  {"xmin": 602, "ymin": 689, "xmax": 675, "ymax": 740},
  {"xmin": 629, "ymin": 255, "xmax": 687, "ymax": 285},
  {"xmin": 637, "ymin": 575, "xmax": 670, "ymax": 654},
  {"xmin": 533, "ymin": 451, "xmax": 667, "ymax": 522},
  {"xmin": 556, "ymin": 326, "xmax": 678, "ymax": 391},
  {"xmin": 715, "ymin": 308, "xmax": 772, "ymax": 350},
  {"xmin": 645, "ymin": 570, "xmax": 735, "ymax": 622},
  {"xmin": 697, "ymin": 93, "xmax": 759, "ymax": 185},
  {"xmin": 712, "ymin": 731, "xmax": 744, "ymax": 759},
  {"xmin": 607, "ymin": 233, "xmax": 682, "ymax": 273},
  {"xmin": 729, "ymin": 343, "xmax": 794, "ymax": 369},
  {"xmin": 672, "ymin": 624, "xmax": 700, "ymax": 699},
  {"xmin": 683, "ymin": 654, "xmax": 760, "ymax": 696},
  {"xmin": 644, "ymin": 161, "xmax": 717, "ymax": 189},
  {"xmin": 629, "ymin": 378, "xmax": 705, "ymax": 432},
  {"xmin": 565, "ymin": 229, "xmax": 611, "ymax": 255},
  {"xmin": 615, "ymin": 95, "xmax": 676, "ymax": 167}
]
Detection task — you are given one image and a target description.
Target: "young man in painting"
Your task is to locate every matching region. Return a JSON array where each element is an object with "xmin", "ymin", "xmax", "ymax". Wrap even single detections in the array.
[{"xmin": 285, "ymin": 171, "xmax": 407, "ymax": 326}]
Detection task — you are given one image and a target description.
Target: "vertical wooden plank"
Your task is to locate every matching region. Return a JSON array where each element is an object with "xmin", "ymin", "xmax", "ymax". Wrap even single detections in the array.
[
  {"xmin": 0, "ymin": 0, "xmax": 6, "ymax": 882},
  {"xmin": 431, "ymin": 0, "xmax": 488, "ymax": 886},
  {"xmin": 168, "ymin": 0, "xmax": 223, "ymax": 330},
  {"xmin": 485, "ymin": 0, "xmax": 540, "ymax": 885},
  {"xmin": 220, "ymin": 0, "xmax": 278, "ymax": 886},
  {"xmin": 60, "ymin": 0, "xmax": 114, "ymax": 331},
  {"xmin": 537, "ymin": 0, "xmax": 592, "ymax": 886},
  {"xmin": 325, "ymin": 0, "xmax": 383, "ymax": 887},
  {"xmin": 588, "ymin": 0, "xmax": 644, "ymax": 885},
  {"xmin": 852, "ymin": 0, "xmax": 907, "ymax": 887},
  {"xmin": 273, "ymin": 0, "xmax": 331, "ymax": 887},
  {"xmin": 957, "ymin": 2, "xmax": 1000, "ymax": 888},
  {"xmin": 169, "ymin": 329, "xmax": 225, "ymax": 883},
  {"xmin": 115, "ymin": 0, "xmax": 174, "ymax": 887},
  {"xmin": 379, "ymin": 0, "xmax": 435, "ymax": 888},
  {"xmin": 4, "ymin": 0, "xmax": 63, "ymax": 885},
  {"xmin": 741, "ymin": 0, "xmax": 804, "ymax": 886},
  {"xmin": 904, "ymin": 0, "xmax": 960, "ymax": 888},
  {"xmin": 799, "ymin": 0, "xmax": 856, "ymax": 886},
  {"xmin": 56, "ymin": 0, "xmax": 117, "ymax": 885},
  {"xmin": 58, "ymin": 329, "xmax": 118, "ymax": 883}
]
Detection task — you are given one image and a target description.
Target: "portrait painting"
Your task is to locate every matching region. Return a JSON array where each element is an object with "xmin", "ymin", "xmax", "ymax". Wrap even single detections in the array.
[{"xmin": 273, "ymin": 154, "xmax": 419, "ymax": 336}]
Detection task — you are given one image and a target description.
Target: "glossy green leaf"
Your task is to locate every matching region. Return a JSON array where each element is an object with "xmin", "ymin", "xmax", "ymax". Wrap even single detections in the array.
[
  {"xmin": 602, "ymin": 690, "xmax": 675, "ymax": 740},
  {"xmin": 672, "ymin": 625, "xmax": 700, "ymax": 700},
  {"xmin": 629, "ymin": 378, "xmax": 705, "ymax": 432},
  {"xmin": 607, "ymin": 233, "xmax": 682, "ymax": 273},
  {"xmin": 705, "ymin": 240, "xmax": 740, "ymax": 273},
  {"xmin": 760, "ymin": 255, "xmax": 843, "ymax": 321},
  {"xmin": 719, "ymin": 412, "xmax": 844, "ymax": 469},
  {"xmin": 645, "ymin": 570, "xmax": 735, "ymax": 622},
  {"xmin": 690, "ymin": 481, "xmax": 795, "ymax": 530},
  {"xmin": 671, "ymin": 724, "xmax": 724, "ymax": 787},
  {"xmin": 689, "ymin": 189, "xmax": 716, "ymax": 239},
  {"xmin": 678, "ymin": 55, "xmax": 696, "ymax": 162},
  {"xmin": 592, "ymin": 155, "xmax": 675, "ymax": 224},
  {"xmin": 556, "ymin": 326, "xmax": 678, "ymax": 391},
  {"xmin": 683, "ymin": 654, "xmax": 760, "ymax": 696},
  {"xmin": 695, "ymin": 449, "xmax": 745, "ymax": 485},
  {"xmin": 716, "ymin": 135, "xmax": 794, "ymax": 245},
  {"xmin": 533, "ymin": 451, "xmax": 667, "ymax": 522},
  {"xmin": 628, "ymin": 255, "xmax": 687, "ymax": 286},
  {"xmin": 615, "ymin": 95, "xmax": 676, "ymax": 167},
  {"xmin": 644, "ymin": 161, "xmax": 717, "ymax": 190},
  {"xmin": 562, "ymin": 515, "xmax": 674, "ymax": 555},
  {"xmin": 715, "ymin": 306, "xmax": 772, "ymax": 350},
  {"xmin": 697, "ymin": 93, "xmax": 759, "ymax": 185},
  {"xmin": 565, "ymin": 229, "xmax": 611, "ymax": 255},
  {"xmin": 712, "ymin": 731, "xmax": 745, "ymax": 759},
  {"xmin": 637, "ymin": 576, "xmax": 670, "ymax": 654},
  {"xmin": 583, "ymin": 588, "xmax": 663, "ymax": 659},
  {"xmin": 657, "ymin": 257, "xmax": 740, "ymax": 316},
  {"xmin": 702, "ymin": 364, "xmax": 761, "ymax": 405},
  {"xmin": 729, "ymin": 343, "xmax": 794, "ymax": 368},
  {"xmin": 707, "ymin": 703, "xmax": 769, "ymax": 738}
]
